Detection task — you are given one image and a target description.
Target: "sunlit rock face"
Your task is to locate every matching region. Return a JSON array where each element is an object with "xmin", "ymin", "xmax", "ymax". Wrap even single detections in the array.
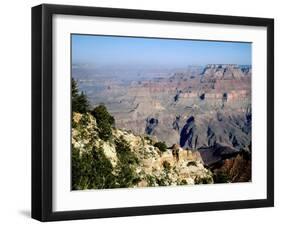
[{"xmin": 73, "ymin": 64, "xmax": 251, "ymax": 166}]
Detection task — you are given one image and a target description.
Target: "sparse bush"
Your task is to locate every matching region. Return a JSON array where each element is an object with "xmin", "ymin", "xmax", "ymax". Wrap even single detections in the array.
[
  {"xmin": 144, "ymin": 136, "xmax": 153, "ymax": 144},
  {"xmin": 156, "ymin": 177, "xmax": 167, "ymax": 186},
  {"xmin": 180, "ymin": 179, "xmax": 188, "ymax": 185},
  {"xmin": 154, "ymin": 141, "xmax": 167, "ymax": 152},
  {"xmin": 146, "ymin": 175, "xmax": 156, "ymax": 186},
  {"xmin": 162, "ymin": 161, "xmax": 171, "ymax": 171}
]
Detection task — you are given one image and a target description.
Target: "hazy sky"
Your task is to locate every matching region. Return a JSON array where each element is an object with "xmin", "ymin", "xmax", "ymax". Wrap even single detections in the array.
[{"xmin": 72, "ymin": 34, "xmax": 252, "ymax": 67}]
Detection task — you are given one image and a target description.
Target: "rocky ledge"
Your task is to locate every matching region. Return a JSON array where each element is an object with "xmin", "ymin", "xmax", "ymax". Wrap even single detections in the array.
[{"xmin": 72, "ymin": 112, "xmax": 213, "ymax": 190}]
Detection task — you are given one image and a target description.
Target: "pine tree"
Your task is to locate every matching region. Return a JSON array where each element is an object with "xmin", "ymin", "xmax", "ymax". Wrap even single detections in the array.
[
  {"xmin": 77, "ymin": 91, "xmax": 89, "ymax": 113},
  {"xmin": 72, "ymin": 77, "xmax": 79, "ymax": 98},
  {"xmin": 72, "ymin": 78, "xmax": 90, "ymax": 113}
]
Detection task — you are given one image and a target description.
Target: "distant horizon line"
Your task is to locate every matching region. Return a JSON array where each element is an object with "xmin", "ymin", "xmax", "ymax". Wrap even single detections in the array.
[{"xmin": 72, "ymin": 63, "xmax": 252, "ymax": 68}]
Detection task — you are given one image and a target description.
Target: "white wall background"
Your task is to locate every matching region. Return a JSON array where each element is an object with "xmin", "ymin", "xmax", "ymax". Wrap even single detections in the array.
[{"xmin": 0, "ymin": 0, "xmax": 279, "ymax": 225}]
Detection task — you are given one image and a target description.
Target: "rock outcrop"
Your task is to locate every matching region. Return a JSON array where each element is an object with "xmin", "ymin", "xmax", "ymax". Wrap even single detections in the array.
[
  {"xmin": 72, "ymin": 112, "xmax": 213, "ymax": 189},
  {"xmin": 200, "ymin": 64, "xmax": 248, "ymax": 82},
  {"xmin": 179, "ymin": 111, "xmax": 251, "ymax": 151},
  {"xmin": 212, "ymin": 151, "xmax": 251, "ymax": 183}
]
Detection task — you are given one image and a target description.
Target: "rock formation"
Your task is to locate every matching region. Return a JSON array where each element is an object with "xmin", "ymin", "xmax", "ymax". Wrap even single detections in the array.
[
  {"xmin": 72, "ymin": 112, "xmax": 213, "ymax": 189},
  {"xmin": 212, "ymin": 150, "xmax": 251, "ymax": 183}
]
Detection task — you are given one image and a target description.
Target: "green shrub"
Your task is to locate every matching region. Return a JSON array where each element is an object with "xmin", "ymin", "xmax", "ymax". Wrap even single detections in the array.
[
  {"xmin": 154, "ymin": 141, "xmax": 167, "ymax": 152},
  {"xmin": 91, "ymin": 105, "xmax": 115, "ymax": 125},
  {"xmin": 114, "ymin": 137, "xmax": 140, "ymax": 188},
  {"xmin": 97, "ymin": 119, "xmax": 112, "ymax": 141},
  {"xmin": 91, "ymin": 105, "xmax": 115, "ymax": 141},
  {"xmin": 71, "ymin": 146, "xmax": 116, "ymax": 190}
]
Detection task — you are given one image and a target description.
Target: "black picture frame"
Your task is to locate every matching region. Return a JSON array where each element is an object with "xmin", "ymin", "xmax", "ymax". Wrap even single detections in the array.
[{"xmin": 32, "ymin": 3, "xmax": 274, "ymax": 222}]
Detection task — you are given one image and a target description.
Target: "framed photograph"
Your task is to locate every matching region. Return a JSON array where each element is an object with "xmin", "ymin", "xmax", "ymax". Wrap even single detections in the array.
[{"xmin": 32, "ymin": 4, "xmax": 274, "ymax": 221}]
